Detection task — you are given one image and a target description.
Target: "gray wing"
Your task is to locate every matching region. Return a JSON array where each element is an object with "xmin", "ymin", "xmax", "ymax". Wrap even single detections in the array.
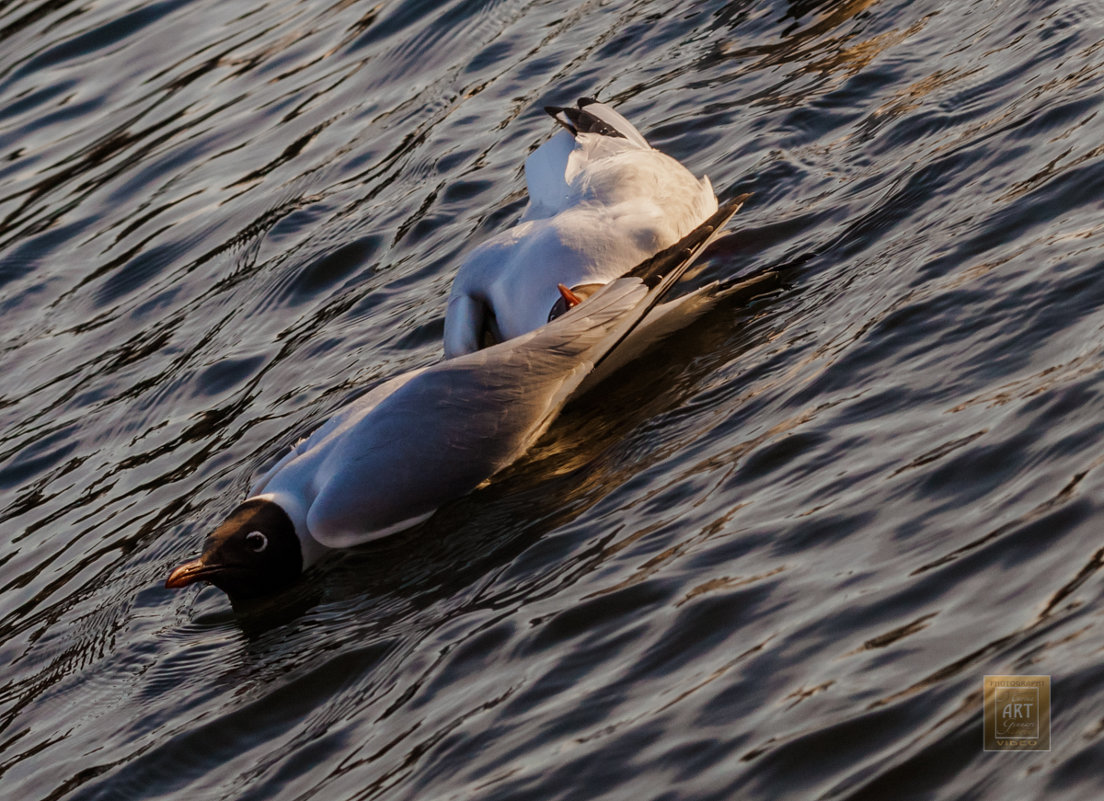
[
  {"xmin": 306, "ymin": 279, "xmax": 649, "ymax": 547},
  {"xmin": 249, "ymin": 369, "xmax": 425, "ymax": 498}
]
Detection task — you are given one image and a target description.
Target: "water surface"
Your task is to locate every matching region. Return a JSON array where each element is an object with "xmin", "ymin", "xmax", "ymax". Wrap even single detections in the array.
[{"xmin": 1, "ymin": 0, "xmax": 1102, "ymax": 799}]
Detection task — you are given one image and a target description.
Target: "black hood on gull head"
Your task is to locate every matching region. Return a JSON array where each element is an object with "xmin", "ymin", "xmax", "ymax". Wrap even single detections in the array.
[{"xmin": 166, "ymin": 499, "xmax": 302, "ymax": 598}]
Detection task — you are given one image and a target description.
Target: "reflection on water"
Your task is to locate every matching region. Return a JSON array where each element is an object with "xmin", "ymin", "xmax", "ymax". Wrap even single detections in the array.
[{"xmin": 1, "ymin": 0, "xmax": 1103, "ymax": 799}]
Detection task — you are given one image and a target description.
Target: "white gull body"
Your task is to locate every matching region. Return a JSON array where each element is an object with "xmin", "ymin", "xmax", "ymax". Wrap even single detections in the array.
[{"xmin": 443, "ymin": 99, "xmax": 718, "ymax": 358}]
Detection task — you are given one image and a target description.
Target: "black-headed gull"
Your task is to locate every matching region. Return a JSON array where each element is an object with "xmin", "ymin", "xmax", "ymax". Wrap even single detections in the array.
[
  {"xmin": 165, "ymin": 198, "xmax": 763, "ymax": 598},
  {"xmin": 443, "ymin": 98, "xmax": 719, "ymax": 358}
]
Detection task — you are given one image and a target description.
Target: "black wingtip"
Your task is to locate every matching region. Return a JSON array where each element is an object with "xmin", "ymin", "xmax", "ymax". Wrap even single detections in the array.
[
  {"xmin": 588, "ymin": 192, "xmax": 754, "ymax": 376},
  {"xmin": 626, "ymin": 193, "xmax": 752, "ymax": 287},
  {"xmin": 542, "ymin": 98, "xmax": 627, "ymax": 140},
  {"xmin": 544, "ymin": 104, "xmax": 578, "ymax": 135}
]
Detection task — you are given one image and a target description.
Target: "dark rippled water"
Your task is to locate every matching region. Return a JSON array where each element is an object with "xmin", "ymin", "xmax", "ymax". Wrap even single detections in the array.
[{"xmin": 2, "ymin": 0, "xmax": 1102, "ymax": 798}]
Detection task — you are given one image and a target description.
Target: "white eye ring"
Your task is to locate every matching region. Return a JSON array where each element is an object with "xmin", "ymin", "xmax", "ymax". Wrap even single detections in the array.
[{"xmin": 245, "ymin": 531, "xmax": 268, "ymax": 553}]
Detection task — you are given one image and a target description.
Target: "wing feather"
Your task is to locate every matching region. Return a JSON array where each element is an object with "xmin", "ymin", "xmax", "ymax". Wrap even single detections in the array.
[{"xmin": 306, "ymin": 279, "xmax": 649, "ymax": 547}]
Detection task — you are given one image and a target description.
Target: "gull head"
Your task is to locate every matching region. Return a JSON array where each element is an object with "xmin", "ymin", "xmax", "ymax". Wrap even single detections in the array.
[
  {"xmin": 165, "ymin": 498, "xmax": 303, "ymax": 598},
  {"xmin": 548, "ymin": 282, "xmax": 605, "ymax": 322}
]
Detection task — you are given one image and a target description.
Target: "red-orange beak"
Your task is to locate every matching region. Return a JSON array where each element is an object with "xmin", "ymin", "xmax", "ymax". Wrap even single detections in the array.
[
  {"xmin": 557, "ymin": 283, "xmax": 583, "ymax": 308},
  {"xmin": 165, "ymin": 557, "xmax": 210, "ymax": 589}
]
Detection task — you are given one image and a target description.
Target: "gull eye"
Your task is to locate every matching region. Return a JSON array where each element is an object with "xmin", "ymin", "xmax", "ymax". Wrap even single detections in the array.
[
  {"xmin": 245, "ymin": 531, "xmax": 268, "ymax": 553},
  {"xmin": 548, "ymin": 296, "xmax": 569, "ymax": 322}
]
